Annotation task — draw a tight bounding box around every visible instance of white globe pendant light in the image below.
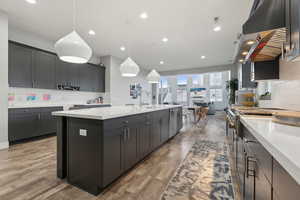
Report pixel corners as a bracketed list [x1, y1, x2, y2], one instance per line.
[54, 0, 92, 64]
[55, 31, 92, 64]
[147, 69, 161, 83]
[120, 57, 140, 77]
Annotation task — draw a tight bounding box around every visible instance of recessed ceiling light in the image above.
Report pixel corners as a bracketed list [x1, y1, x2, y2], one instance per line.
[213, 17, 221, 32]
[242, 51, 248, 56]
[239, 59, 244, 63]
[201, 55, 206, 59]
[88, 30, 96, 35]
[213, 26, 221, 32]
[120, 46, 126, 51]
[25, 0, 37, 4]
[160, 61, 164, 65]
[140, 12, 148, 19]
[247, 40, 255, 45]
[162, 37, 168, 43]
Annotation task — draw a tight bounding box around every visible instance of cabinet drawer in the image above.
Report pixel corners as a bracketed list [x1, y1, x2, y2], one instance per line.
[103, 114, 147, 131]
[273, 159, 300, 200]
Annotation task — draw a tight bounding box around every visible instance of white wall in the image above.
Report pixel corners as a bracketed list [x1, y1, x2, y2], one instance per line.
[0, 11, 8, 149]
[102, 55, 151, 106]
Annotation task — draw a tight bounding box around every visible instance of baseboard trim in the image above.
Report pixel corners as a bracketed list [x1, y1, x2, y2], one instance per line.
[0, 141, 9, 150]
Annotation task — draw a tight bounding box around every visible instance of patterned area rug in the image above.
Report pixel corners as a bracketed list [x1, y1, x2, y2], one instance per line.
[161, 140, 234, 200]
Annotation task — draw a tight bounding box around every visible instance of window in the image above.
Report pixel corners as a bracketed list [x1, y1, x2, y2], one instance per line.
[177, 87, 188, 105]
[177, 75, 188, 86]
[192, 74, 204, 86]
[210, 89, 223, 102]
[209, 72, 222, 86]
[159, 77, 168, 88]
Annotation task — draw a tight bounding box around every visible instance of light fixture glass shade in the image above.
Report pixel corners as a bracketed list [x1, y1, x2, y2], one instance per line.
[55, 31, 92, 64]
[120, 57, 140, 77]
[147, 69, 160, 83]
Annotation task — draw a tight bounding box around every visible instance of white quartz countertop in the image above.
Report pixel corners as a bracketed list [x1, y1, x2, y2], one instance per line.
[52, 105, 182, 120]
[8, 103, 111, 109]
[240, 116, 300, 185]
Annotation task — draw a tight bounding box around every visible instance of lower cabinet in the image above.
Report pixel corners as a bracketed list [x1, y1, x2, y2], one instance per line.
[8, 107, 63, 142]
[67, 118, 101, 195]
[66, 108, 182, 195]
[102, 126, 124, 187]
[273, 159, 300, 200]
[233, 124, 300, 200]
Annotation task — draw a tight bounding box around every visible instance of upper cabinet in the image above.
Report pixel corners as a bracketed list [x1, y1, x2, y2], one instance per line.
[55, 58, 80, 88]
[33, 50, 56, 89]
[79, 64, 105, 92]
[285, 0, 300, 61]
[8, 41, 105, 93]
[9, 42, 33, 88]
[251, 56, 280, 81]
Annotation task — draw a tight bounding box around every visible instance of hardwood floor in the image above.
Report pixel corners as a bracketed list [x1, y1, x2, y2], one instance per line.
[0, 112, 239, 200]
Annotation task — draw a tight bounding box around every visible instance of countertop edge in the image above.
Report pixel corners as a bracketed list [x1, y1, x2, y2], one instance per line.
[52, 105, 182, 120]
[240, 117, 300, 185]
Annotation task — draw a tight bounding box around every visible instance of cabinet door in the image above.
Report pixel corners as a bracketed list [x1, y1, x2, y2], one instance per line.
[151, 113, 161, 150]
[177, 108, 183, 132]
[79, 64, 96, 92]
[67, 118, 100, 195]
[161, 111, 170, 143]
[33, 50, 56, 89]
[8, 111, 38, 141]
[273, 159, 300, 200]
[9, 42, 33, 88]
[103, 127, 124, 187]
[123, 125, 139, 171]
[38, 107, 63, 136]
[97, 67, 105, 92]
[255, 167, 272, 200]
[138, 120, 152, 159]
[56, 59, 80, 87]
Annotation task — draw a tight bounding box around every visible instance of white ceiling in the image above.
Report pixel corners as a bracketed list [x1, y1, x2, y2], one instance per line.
[0, 0, 253, 71]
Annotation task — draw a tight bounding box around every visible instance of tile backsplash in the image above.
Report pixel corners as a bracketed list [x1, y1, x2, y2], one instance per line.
[257, 80, 300, 111]
[8, 87, 109, 107]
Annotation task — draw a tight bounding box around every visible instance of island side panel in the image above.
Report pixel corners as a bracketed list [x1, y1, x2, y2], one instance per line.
[56, 116, 67, 179]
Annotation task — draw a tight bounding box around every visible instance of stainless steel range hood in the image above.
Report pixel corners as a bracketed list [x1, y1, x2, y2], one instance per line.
[242, 0, 285, 35]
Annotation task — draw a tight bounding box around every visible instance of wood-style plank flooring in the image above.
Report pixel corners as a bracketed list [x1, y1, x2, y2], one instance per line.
[0, 112, 239, 200]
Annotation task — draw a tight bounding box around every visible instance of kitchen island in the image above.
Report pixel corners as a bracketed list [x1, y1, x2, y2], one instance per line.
[52, 105, 183, 195]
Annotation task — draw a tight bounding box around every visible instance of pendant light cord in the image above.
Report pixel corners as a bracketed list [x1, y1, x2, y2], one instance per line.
[72, 0, 76, 30]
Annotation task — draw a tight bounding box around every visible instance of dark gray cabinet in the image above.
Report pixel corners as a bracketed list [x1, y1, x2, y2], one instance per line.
[9, 42, 33, 88]
[273, 159, 300, 200]
[234, 123, 300, 200]
[102, 126, 123, 187]
[8, 107, 63, 142]
[251, 56, 279, 81]
[285, 0, 300, 61]
[138, 115, 152, 159]
[67, 118, 101, 195]
[242, 61, 257, 88]
[8, 41, 105, 92]
[55, 58, 80, 88]
[161, 110, 170, 143]
[79, 64, 105, 92]
[33, 50, 56, 89]
[61, 107, 181, 195]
